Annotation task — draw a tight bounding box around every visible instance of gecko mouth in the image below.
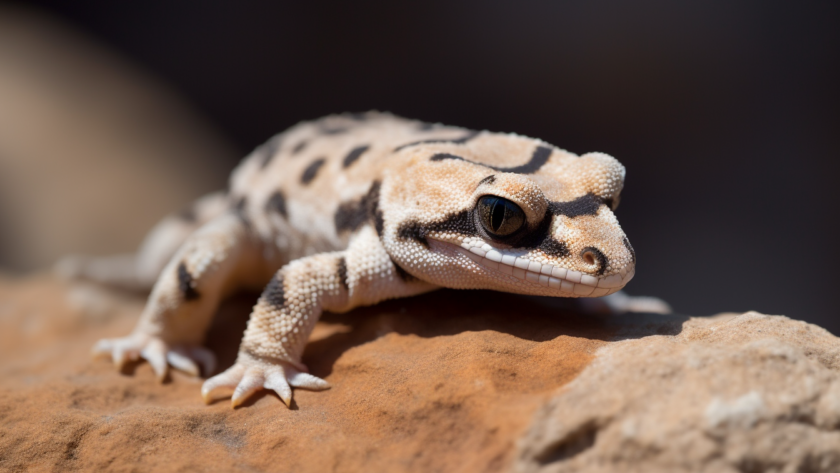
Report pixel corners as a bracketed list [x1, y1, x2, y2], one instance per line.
[428, 237, 634, 297]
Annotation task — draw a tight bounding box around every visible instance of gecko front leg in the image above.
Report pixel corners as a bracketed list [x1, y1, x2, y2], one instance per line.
[202, 226, 437, 408]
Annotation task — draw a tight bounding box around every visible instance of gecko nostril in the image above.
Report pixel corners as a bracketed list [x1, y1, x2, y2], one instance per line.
[580, 247, 608, 276]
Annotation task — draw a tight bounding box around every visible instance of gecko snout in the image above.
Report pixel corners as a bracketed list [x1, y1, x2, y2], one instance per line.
[580, 247, 607, 276]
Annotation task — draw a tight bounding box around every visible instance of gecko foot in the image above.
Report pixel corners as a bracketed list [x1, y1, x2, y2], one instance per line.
[201, 355, 329, 408]
[92, 334, 216, 381]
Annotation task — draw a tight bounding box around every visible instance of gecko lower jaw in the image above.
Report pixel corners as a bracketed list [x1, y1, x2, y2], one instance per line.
[428, 237, 634, 297]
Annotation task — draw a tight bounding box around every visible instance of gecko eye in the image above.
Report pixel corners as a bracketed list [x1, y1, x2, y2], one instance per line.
[476, 196, 526, 237]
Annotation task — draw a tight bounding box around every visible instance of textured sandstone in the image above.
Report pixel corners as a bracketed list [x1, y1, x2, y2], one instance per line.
[0, 276, 605, 472]
[2, 276, 839, 473]
[516, 312, 840, 473]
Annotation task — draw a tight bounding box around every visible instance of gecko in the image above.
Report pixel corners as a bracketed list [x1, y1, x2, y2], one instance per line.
[61, 112, 648, 408]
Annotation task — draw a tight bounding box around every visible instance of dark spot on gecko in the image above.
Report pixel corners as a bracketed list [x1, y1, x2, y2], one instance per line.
[177, 263, 200, 301]
[397, 210, 475, 248]
[261, 273, 285, 309]
[429, 145, 553, 174]
[548, 194, 602, 218]
[342, 145, 370, 168]
[393, 130, 480, 152]
[232, 196, 251, 228]
[334, 181, 383, 235]
[344, 112, 367, 121]
[390, 257, 418, 282]
[259, 135, 282, 168]
[417, 122, 436, 131]
[581, 246, 608, 276]
[477, 175, 496, 186]
[334, 200, 367, 233]
[291, 140, 308, 155]
[514, 211, 571, 257]
[320, 126, 348, 135]
[623, 237, 636, 264]
[265, 191, 287, 218]
[300, 158, 326, 185]
[336, 257, 348, 291]
[367, 181, 384, 237]
[233, 196, 247, 212]
[177, 205, 197, 223]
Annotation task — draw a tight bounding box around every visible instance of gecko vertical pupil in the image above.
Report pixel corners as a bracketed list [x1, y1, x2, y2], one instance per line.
[477, 196, 525, 237]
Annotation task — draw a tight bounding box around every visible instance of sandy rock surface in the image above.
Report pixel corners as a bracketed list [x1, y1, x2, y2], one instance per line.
[516, 312, 840, 473]
[2, 275, 838, 473]
[0, 276, 608, 472]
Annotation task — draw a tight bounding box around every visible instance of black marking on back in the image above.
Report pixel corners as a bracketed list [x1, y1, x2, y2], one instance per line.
[581, 246, 608, 276]
[334, 200, 368, 233]
[548, 194, 602, 218]
[259, 135, 282, 169]
[342, 145, 370, 168]
[430, 145, 553, 174]
[334, 181, 383, 235]
[177, 263, 200, 301]
[265, 191, 288, 218]
[337, 257, 349, 291]
[261, 273, 285, 309]
[301, 158, 326, 185]
[292, 139, 308, 155]
[623, 237, 636, 264]
[417, 122, 436, 131]
[393, 130, 480, 152]
[390, 257, 417, 282]
[368, 181, 384, 237]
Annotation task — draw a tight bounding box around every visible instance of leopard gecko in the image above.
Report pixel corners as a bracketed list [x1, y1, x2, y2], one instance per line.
[63, 112, 643, 408]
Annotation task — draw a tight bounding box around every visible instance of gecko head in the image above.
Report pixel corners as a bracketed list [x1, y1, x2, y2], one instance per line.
[383, 133, 635, 297]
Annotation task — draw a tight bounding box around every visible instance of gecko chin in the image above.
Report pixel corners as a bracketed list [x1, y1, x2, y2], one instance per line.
[425, 237, 634, 297]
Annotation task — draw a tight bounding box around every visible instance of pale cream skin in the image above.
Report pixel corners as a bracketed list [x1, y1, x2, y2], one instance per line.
[64, 112, 641, 408]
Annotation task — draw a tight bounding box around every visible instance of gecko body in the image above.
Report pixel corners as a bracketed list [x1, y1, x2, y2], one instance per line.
[68, 112, 638, 407]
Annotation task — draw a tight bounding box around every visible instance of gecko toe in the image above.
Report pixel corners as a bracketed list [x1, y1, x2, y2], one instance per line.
[201, 365, 245, 404]
[167, 349, 199, 377]
[264, 372, 293, 406]
[287, 370, 330, 391]
[231, 368, 266, 408]
[141, 339, 168, 382]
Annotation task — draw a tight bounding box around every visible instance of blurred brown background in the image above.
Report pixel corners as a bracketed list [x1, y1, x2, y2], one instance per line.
[1, 1, 838, 331]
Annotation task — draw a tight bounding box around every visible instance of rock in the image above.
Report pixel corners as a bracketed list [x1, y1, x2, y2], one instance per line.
[2, 275, 839, 472]
[0, 6, 235, 272]
[0, 276, 607, 472]
[515, 312, 840, 473]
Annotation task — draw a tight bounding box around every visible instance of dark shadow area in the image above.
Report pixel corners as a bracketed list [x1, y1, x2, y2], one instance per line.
[202, 288, 689, 381]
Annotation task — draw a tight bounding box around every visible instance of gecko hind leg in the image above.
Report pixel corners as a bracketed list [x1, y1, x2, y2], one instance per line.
[91, 209, 274, 381]
[56, 192, 229, 291]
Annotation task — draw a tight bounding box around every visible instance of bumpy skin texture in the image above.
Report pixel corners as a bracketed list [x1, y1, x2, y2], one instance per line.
[76, 112, 640, 408]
